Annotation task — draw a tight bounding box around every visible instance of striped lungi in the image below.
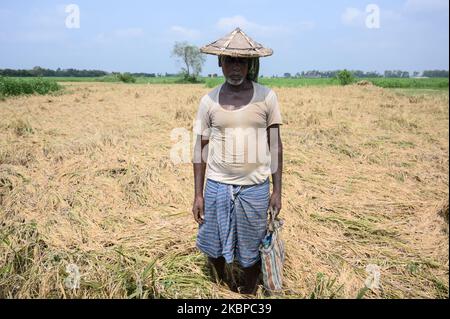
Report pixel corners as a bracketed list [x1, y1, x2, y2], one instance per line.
[196, 178, 270, 268]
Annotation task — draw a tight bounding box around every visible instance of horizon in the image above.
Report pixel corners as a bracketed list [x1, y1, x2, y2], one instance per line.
[1, 0, 449, 76]
[1, 66, 448, 78]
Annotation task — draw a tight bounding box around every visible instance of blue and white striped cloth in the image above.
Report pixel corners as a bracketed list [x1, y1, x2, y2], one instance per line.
[196, 178, 270, 268]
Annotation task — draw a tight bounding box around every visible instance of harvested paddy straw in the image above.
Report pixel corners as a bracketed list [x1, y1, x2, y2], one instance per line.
[0, 82, 448, 298]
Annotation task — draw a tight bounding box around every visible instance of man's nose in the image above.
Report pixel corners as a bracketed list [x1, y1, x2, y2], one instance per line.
[231, 61, 241, 71]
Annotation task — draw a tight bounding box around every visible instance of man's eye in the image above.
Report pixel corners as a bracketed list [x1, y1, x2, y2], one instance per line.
[225, 58, 247, 65]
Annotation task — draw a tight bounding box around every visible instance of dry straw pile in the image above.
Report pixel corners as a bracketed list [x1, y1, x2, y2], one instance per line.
[0, 82, 448, 298]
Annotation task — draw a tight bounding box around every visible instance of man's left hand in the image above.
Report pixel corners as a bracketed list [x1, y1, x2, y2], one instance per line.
[269, 191, 282, 218]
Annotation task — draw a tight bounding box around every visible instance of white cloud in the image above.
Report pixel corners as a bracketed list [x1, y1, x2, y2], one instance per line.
[341, 7, 365, 26]
[33, 13, 65, 28]
[95, 32, 109, 44]
[169, 26, 200, 39]
[94, 28, 144, 44]
[382, 9, 404, 22]
[404, 0, 449, 12]
[216, 15, 291, 36]
[0, 30, 66, 43]
[297, 21, 316, 30]
[0, 7, 70, 44]
[115, 28, 144, 38]
[217, 15, 252, 30]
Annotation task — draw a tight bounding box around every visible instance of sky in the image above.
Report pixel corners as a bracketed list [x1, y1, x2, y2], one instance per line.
[0, 0, 448, 76]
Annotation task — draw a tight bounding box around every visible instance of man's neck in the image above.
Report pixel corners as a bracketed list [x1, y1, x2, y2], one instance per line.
[224, 79, 251, 93]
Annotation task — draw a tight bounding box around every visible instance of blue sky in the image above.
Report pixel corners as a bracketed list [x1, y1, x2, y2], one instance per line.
[0, 0, 448, 76]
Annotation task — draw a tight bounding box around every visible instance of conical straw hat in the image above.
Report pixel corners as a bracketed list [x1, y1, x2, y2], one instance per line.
[200, 28, 273, 58]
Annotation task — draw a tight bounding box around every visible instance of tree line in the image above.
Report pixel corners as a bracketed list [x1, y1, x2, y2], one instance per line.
[0, 67, 162, 78]
[0, 67, 108, 77]
[283, 70, 449, 78]
[0, 66, 448, 79]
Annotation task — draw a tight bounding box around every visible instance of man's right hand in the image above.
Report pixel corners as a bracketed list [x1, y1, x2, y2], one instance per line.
[192, 195, 204, 224]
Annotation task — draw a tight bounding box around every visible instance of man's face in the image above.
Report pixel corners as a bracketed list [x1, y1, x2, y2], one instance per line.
[221, 56, 249, 86]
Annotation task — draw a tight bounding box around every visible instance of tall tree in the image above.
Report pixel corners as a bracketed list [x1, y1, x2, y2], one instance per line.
[171, 42, 205, 79]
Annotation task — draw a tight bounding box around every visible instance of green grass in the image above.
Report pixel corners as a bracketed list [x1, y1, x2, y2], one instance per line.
[142, 76, 449, 90]
[368, 77, 448, 89]
[9, 76, 127, 83]
[204, 77, 341, 88]
[157, 76, 448, 90]
[0, 77, 61, 97]
[8, 76, 449, 90]
[309, 272, 343, 299]
[20, 76, 186, 84]
[390, 88, 449, 97]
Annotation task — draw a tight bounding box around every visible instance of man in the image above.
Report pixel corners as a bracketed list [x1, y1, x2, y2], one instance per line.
[192, 28, 283, 295]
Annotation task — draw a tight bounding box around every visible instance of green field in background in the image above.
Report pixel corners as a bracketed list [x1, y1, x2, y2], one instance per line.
[7, 76, 450, 90]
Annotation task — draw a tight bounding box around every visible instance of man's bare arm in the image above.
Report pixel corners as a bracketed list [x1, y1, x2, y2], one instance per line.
[267, 124, 283, 217]
[192, 135, 209, 224]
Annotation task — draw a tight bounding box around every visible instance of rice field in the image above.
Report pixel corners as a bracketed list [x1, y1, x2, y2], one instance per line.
[7, 76, 449, 90]
[0, 82, 448, 298]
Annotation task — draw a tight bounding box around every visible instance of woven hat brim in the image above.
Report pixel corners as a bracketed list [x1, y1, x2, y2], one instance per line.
[200, 28, 273, 58]
[200, 46, 273, 58]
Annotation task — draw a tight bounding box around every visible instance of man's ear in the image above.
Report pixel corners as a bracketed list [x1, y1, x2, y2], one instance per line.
[218, 57, 222, 67]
